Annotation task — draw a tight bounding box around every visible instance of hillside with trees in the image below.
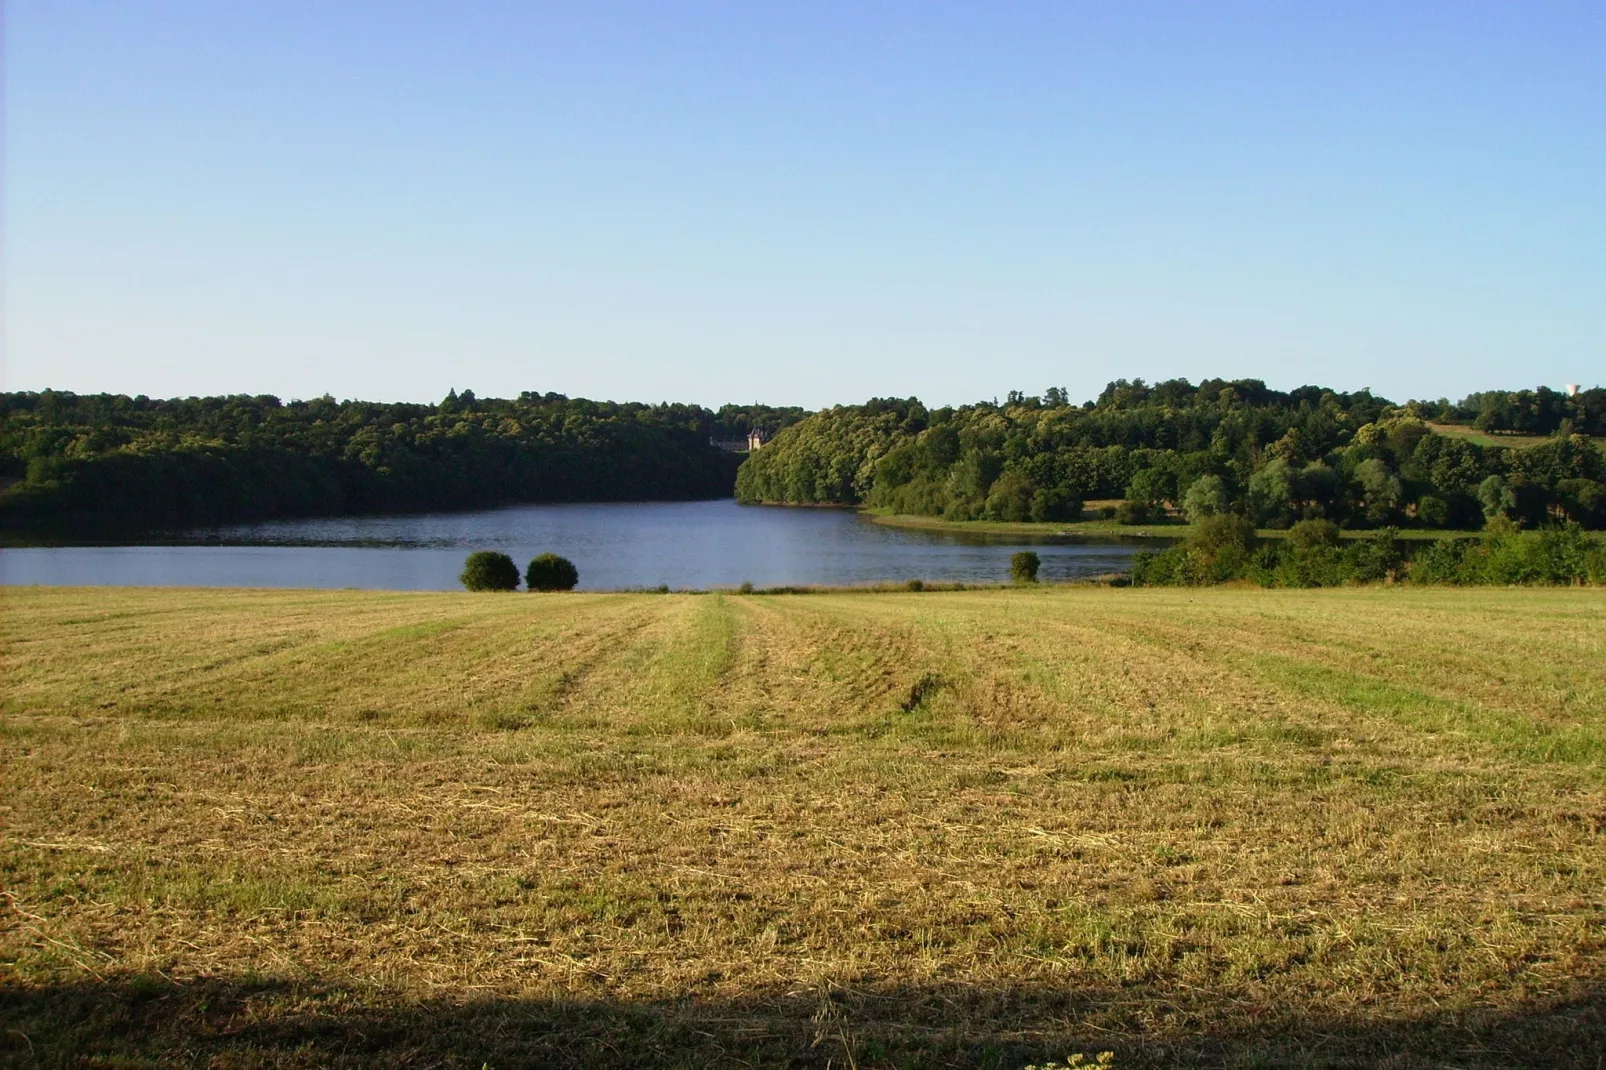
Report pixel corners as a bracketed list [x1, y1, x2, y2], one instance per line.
[735, 381, 1606, 531]
[1441, 385, 1606, 437]
[0, 390, 806, 532]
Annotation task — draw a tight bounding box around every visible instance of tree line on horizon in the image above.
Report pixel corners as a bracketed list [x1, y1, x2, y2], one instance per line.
[2, 380, 1602, 535]
[0, 390, 806, 531]
[735, 379, 1606, 531]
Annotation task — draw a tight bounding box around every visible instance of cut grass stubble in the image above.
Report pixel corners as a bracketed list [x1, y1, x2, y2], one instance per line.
[2, 585, 1604, 1067]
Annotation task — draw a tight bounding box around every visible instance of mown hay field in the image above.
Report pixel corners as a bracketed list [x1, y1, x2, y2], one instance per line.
[3, 585, 1604, 1068]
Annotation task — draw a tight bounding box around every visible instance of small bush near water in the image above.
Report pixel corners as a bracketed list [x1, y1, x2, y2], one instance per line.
[526, 553, 580, 591]
[459, 551, 520, 591]
[1010, 550, 1041, 583]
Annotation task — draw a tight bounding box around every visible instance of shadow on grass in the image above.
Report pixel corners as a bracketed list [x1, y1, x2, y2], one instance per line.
[2, 974, 1602, 1069]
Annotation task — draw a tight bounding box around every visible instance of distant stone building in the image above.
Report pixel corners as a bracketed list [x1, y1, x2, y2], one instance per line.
[710, 428, 768, 452]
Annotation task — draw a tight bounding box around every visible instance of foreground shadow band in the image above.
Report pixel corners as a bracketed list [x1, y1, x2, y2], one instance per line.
[2, 975, 1603, 1069]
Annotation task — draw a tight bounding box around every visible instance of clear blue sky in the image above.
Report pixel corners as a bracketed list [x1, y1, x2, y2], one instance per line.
[5, 2, 1602, 409]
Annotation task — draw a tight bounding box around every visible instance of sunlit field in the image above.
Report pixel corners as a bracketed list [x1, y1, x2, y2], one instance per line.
[3, 586, 1603, 1067]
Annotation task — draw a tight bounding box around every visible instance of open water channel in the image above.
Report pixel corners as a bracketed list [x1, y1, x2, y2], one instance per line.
[0, 499, 1152, 590]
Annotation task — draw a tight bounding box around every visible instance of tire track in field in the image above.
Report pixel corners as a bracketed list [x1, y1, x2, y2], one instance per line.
[516, 601, 672, 726]
[623, 594, 751, 735]
[815, 592, 1089, 736]
[730, 595, 933, 733]
[1138, 592, 1606, 729]
[884, 590, 1334, 752]
[1021, 592, 1606, 764]
[188, 597, 635, 727]
[4, 590, 507, 719]
[554, 595, 746, 733]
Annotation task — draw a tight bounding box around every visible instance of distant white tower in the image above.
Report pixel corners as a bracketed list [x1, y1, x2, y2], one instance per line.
[1566, 384, 1581, 397]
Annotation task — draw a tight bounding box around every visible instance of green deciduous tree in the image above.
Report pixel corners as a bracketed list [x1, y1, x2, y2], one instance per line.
[1010, 550, 1041, 583]
[1354, 458, 1403, 525]
[1247, 459, 1295, 528]
[983, 469, 1035, 522]
[1126, 467, 1173, 512]
[460, 551, 520, 591]
[525, 553, 580, 591]
[1181, 474, 1229, 522]
[1479, 475, 1517, 523]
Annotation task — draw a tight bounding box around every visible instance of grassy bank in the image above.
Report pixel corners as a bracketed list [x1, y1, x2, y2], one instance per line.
[1427, 421, 1606, 454]
[863, 507, 1467, 541]
[3, 586, 1605, 1067]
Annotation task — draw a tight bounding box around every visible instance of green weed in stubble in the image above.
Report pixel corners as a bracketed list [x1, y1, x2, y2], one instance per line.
[1250, 654, 1606, 767]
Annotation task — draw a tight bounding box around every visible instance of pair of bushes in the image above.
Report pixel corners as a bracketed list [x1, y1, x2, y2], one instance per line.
[460, 551, 578, 592]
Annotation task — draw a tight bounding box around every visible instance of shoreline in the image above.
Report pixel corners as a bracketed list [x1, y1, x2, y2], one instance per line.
[860, 508, 1470, 542]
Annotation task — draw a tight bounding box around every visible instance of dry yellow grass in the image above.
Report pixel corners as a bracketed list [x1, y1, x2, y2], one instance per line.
[2, 585, 1604, 1067]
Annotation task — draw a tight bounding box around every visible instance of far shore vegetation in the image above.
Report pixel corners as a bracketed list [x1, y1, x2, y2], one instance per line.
[738, 382, 1605, 540]
[0, 390, 806, 532]
[864, 504, 1465, 541]
[3, 381, 1601, 548]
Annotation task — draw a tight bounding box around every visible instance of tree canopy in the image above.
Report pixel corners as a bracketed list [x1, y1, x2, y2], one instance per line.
[736, 380, 1606, 531]
[5, 380, 1600, 536]
[0, 390, 805, 532]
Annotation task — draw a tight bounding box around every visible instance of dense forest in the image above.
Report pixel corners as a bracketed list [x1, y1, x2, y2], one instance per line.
[0, 390, 806, 532]
[735, 380, 1606, 531]
[5, 381, 1601, 537]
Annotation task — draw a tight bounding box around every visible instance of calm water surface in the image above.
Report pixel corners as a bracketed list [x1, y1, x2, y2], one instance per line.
[1, 500, 1150, 590]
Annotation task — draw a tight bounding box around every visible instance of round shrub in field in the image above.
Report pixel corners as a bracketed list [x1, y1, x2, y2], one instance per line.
[460, 551, 520, 592]
[1010, 550, 1041, 584]
[526, 553, 580, 591]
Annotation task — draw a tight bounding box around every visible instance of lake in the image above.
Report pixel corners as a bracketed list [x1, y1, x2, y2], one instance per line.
[0, 499, 1151, 590]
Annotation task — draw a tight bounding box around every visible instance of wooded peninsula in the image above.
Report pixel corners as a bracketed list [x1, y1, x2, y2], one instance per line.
[737, 381, 1605, 531]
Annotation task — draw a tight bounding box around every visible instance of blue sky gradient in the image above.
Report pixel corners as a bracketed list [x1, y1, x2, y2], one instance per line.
[5, 2, 1602, 407]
